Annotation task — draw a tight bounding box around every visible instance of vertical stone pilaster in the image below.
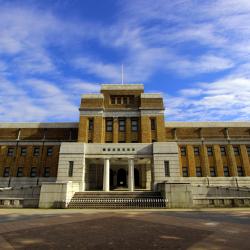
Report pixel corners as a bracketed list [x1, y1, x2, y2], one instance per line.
[141, 116, 151, 143]
[113, 118, 118, 143]
[93, 116, 104, 143]
[126, 117, 131, 143]
[226, 144, 238, 176]
[187, 145, 196, 177]
[156, 115, 166, 142]
[213, 145, 224, 176]
[200, 144, 210, 176]
[240, 145, 250, 176]
[78, 116, 88, 142]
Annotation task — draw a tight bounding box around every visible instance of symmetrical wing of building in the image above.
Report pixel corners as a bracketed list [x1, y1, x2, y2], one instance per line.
[0, 84, 250, 208]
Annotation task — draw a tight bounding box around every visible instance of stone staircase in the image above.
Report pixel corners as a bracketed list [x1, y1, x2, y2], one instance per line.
[68, 191, 167, 209]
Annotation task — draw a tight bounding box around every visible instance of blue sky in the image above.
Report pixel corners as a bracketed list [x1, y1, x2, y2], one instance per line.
[1, 0, 250, 122]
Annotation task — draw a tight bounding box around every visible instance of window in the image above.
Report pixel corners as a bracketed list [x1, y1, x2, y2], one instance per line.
[237, 166, 244, 176]
[106, 119, 113, 132]
[131, 118, 138, 132]
[224, 166, 230, 177]
[180, 146, 186, 156]
[119, 119, 126, 132]
[3, 167, 10, 177]
[210, 167, 216, 177]
[207, 147, 213, 156]
[164, 161, 170, 177]
[68, 161, 74, 177]
[233, 146, 240, 156]
[111, 96, 116, 104]
[43, 167, 50, 177]
[196, 167, 202, 177]
[247, 146, 250, 156]
[88, 119, 94, 131]
[33, 147, 40, 156]
[20, 147, 27, 156]
[151, 118, 156, 130]
[47, 147, 53, 156]
[117, 96, 122, 104]
[16, 167, 23, 177]
[220, 146, 226, 156]
[194, 147, 200, 156]
[182, 167, 188, 177]
[30, 167, 37, 177]
[7, 148, 14, 157]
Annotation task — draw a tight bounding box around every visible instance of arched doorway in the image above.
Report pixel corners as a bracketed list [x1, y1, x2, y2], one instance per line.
[134, 168, 140, 187]
[117, 168, 127, 187]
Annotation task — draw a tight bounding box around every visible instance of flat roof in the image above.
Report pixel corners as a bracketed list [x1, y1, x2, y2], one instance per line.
[0, 122, 79, 129]
[165, 122, 250, 128]
[101, 84, 144, 91]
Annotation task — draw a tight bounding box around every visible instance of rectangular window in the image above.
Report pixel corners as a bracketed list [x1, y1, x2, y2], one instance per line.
[164, 161, 170, 177]
[33, 147, 40, 156]
[180, 146, 186, 156]
[151, 118, 156, 130]
[233, 146, 240, 156]
[207, 146, 213, 156]
[68, 161, 74, 177]
[20, 147, 27, 156]
[224, 166, 230, 177]
[237, 166, 244, 176]
[117, 96, 122, 104]
[131, 118, 138, 132]
[119, 119, 126, 132]
[88, 119, 94, 131]
[111, 96, 116, 104]
[3, 167, 10, 177]
[210, 167, 216, 177]
[43, 167, 50, 177]
[30, 167, 37, 177]
[196, 167, 202, 177]
[194, 147, 200, 156]
[246, 146, 250, 156]
[47, 147, 53, 156]
[7, 148, 14, 157]
[220, 146, 226, 156]
[16, 167, 23, 177]
[106, 119, 113, 132]
[182, 167, 188, 177]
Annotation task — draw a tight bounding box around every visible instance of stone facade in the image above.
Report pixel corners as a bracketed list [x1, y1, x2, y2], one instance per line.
[0, 84, 250, 208]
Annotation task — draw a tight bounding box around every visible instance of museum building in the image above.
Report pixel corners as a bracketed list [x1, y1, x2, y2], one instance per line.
[0, 84, 250, 208]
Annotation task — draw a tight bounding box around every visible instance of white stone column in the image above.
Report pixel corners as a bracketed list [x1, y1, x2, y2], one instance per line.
[128, 158, 135, 192]
[103, 158, 110, 191]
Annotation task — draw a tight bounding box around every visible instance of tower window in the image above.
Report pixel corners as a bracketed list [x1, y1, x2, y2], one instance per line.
[224, 166, 230, 177]
[220, 146, 226, 156]
[88, 119, 94, 130]
[119, 119, 126, 132]
[182, 167, 188, 177]
[151, 118, 156, 130]
[7, 148, 14, 157]
[30, 167, 37, 177]
[233, 146, 240, 156]
[47, 147, 53, 156]
[131, 118, 138, 132]
[210, 167, 216, 177]
[194, 147, 200, 156]
[33, 147, 40, 156]
[3, 167, 10, 177]
[180, 146, 186, 156]
[106, 119, 113, 132]
[207, 146, 213, 156]
[196, 167, 202, 177]
[20, 147, 27, 156]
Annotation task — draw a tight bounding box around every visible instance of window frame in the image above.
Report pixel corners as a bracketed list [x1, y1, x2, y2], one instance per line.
[223, 166, 230, 177]
[30, 167, 37, 177]
[233, 146, 240, 156]
[164, 161, 170, 177]
[210, 166, 216, 177]
[182, 166, 188, 177]
[20, 147, 27, 156]
[196, 166, 202, 177]
[220, 146, 226, 156]
[180, 146, 186, 156]
[16, 167, 23, 177]
[194, 146, 200, 156]
[207, 146, 213, 156]
[131, 118, 138, 132]
[119, 118, 126, 132]
[106, 118, 113, 132]
[47, 147, 53, 156]
[33, 147, 40, 156]
[3, 167, 10, 177]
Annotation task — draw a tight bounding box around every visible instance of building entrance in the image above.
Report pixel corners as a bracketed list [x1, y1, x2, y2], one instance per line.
[117, 168, 127, 187]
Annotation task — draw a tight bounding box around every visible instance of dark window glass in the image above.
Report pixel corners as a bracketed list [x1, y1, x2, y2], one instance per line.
[246, 146, 250, 156]
[151, 118, 156, 130]
[131, 119, 138, 132]
[3, 167, 10, 177]
[194, 147, 200, 156]
[196, 167, 202, 177]
[44, 167, 50, 177]
[47, 147, 53, 156]
[220, 146, 226, 156]
[210, 167, 216, 177]
[182, 167, 188, 177]
[88, 119, 94, 130]
[16, 167, 23, 177]
[106, 119, 113, 132]
[237, 166, 244, 176]
[68, 161, 74, 177]
[33, 147, 40, 156]
[7, 148, 14, 157]
[180, 146, 186, 156]
[117, 96, 122, 104]
[30, 167, 37, 177]
[224, 166, 230, 177]
[119, 119, 126, 132]
[123, 96, 128, 104]
[111, 96, 116, 104]
[164, 161, 170, 177]
[233, 146, 240, 156]
[207, 147, 213, 156]
[20, 147, 27, 156]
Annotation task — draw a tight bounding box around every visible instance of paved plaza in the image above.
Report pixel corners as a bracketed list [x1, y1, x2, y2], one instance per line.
[0, 208, 249, 250]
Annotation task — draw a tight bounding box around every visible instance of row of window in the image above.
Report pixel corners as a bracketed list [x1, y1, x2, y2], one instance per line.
[180, 145, 250, 157]
[6, 147, 53, 157]
[110, 95, 134, 105]
[3, 167, 50, 177]
[182, 166, 245, 177]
